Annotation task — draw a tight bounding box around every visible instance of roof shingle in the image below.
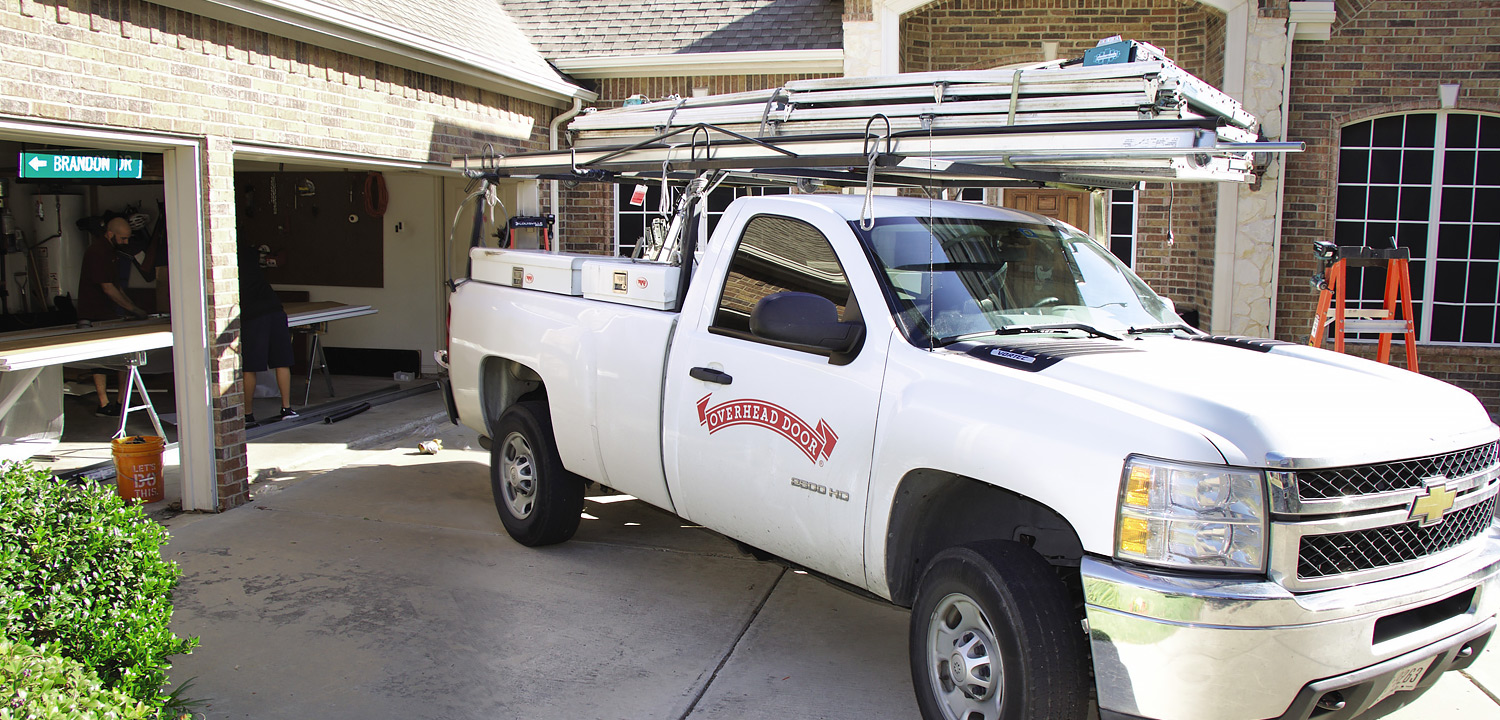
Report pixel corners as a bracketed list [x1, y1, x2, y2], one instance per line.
[503, 0, 843, 58]
[315, 0, 563, 82]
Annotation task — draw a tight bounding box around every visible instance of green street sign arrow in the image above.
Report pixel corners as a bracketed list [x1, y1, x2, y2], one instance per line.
[19, 151, 144, 180]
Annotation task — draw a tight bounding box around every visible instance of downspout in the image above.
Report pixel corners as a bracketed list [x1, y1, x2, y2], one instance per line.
[549, 98, 585, 253]
[1267, 21, 1297, 338]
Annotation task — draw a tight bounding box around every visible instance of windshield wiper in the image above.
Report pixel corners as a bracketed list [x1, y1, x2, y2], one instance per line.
[936, 323, 1122, 347]
[1126, 323, 1198, 335]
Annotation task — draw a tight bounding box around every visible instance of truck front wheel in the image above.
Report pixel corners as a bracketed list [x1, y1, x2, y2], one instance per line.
[490, 401, 584, 546]
[910, 542, 1088, 720]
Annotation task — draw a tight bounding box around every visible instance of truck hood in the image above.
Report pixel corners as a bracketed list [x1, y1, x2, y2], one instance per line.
[950, 335, 1498, 467]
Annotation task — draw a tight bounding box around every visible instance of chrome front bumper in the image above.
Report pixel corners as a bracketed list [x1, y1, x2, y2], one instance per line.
[1082, 528, 1500, 720]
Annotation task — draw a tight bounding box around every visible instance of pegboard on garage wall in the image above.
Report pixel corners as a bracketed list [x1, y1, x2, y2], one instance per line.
[234, 171, 383, 287]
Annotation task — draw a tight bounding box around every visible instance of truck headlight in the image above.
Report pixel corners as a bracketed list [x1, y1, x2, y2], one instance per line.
[1115, 456, 1268, 573]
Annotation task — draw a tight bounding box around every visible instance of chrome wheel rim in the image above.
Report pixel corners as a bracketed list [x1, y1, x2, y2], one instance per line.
[500, 431, 537, 519]
[928, 593, 1002, 720]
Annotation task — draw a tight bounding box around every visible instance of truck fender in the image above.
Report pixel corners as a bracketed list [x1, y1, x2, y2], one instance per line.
[479, 356, 546, 437]
[884, 468, 1084, 608]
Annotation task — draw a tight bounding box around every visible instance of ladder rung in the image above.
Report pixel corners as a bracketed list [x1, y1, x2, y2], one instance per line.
[1343, 319, 1412, 333]
[1342, 309, 1390, 319]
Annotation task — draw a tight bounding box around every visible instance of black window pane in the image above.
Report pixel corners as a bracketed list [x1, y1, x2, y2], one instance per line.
[1370, 149, 1402, 184]
[1336, 185, 1367, 220]
[1449, 114, 1479, 149]
[1396, 222, 1428, 256]
[1399, 187, 1431, 221]
[1401, 150, 1434, 184]
[1111, 237, 1132, 264]
[1481, 115, 1500, 149]
[1431, 304, 1463, 342]
[1409, 260, 1427, 299]
[1342, 120, 1372, 148]
[1404, 113, 1437, 148]
[707, 187, 735, 213]
[1373, 116, 1405, 147]
[1335, 220, 1365, 246]
[1437, 224, 1470, 259]
[1462, 306, 1495, 344]
[1368, 186, 1399, 220]
[1346, 267, 1368, 299]
[1441, 188, 1474, 222]
[1111, 203, 1133, 230]
[1474, 188, 1500, 223]
[1478, 152, 1500, 186]
[1444, 151, 1476, 186]
[1465, 262, 1498, 304]
[1339, 149, 1370, 183]
[1473, 224, 1499, 260]
[1367, 223, 1397, 250]
[1434, 261, 1468, 303]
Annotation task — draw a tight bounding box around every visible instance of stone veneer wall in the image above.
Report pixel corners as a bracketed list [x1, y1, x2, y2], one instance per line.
[1276, 0, 1500, 415]
[1, 1, 554, 508]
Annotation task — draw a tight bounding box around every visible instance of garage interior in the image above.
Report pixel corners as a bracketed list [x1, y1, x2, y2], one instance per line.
[0, 132, 524, 504]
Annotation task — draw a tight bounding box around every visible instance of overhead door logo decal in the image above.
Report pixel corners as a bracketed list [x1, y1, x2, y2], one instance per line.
[697, 394, 838, 463]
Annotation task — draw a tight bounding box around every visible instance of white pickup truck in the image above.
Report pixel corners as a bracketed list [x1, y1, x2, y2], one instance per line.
[445, 192, 1499, 720]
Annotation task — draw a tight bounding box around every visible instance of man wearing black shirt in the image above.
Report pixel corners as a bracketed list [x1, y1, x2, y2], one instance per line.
[77, 217, 149, 416]
[238, 244, 298, 426]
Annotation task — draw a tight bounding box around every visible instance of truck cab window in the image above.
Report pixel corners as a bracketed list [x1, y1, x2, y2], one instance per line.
[712, 215, 851, 337]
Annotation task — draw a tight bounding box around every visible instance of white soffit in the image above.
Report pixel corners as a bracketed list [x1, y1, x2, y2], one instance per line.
[554, 50, 846, 80]
[1289, 1, 1337, 41]
[156, 0, 596, 107]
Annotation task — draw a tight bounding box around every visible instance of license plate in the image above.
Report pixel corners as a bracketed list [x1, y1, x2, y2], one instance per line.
[1374, 657, 1435, 706]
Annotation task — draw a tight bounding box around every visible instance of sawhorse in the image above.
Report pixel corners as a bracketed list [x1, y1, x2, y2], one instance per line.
[297, 322, 336, 406]
[115, 351, 166, 440]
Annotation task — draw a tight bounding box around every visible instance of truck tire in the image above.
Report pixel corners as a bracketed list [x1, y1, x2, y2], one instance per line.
[490, 401, 584, 546]
[909, 542, 1089, 720]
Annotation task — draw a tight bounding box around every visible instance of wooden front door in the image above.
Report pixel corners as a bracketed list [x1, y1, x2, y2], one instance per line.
[1004, 188, 1090, 230]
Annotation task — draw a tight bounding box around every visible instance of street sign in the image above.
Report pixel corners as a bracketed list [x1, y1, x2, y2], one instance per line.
[19, 151, 144, 180]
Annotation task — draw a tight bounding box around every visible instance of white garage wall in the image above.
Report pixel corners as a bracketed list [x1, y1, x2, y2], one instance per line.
[274, 172, 445, 375]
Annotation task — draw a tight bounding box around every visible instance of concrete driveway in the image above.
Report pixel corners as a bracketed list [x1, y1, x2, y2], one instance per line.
[163, 397, 1500, 719]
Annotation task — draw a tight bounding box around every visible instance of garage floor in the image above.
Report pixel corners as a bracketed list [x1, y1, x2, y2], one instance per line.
[161, 395, 1500, 720]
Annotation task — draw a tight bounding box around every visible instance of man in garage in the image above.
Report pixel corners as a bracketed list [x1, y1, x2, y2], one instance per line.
[76, 216, 149, 416]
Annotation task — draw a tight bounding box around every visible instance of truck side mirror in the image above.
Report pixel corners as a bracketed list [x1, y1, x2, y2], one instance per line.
[750, 292, 864, 354]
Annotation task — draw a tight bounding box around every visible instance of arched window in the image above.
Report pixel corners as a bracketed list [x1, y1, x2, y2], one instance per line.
[1335, 112, 1500, 345]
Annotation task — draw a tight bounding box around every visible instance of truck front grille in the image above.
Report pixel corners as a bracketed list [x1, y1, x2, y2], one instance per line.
[1296, 442, 1499, 500]
[1297, 492, 1499, 580]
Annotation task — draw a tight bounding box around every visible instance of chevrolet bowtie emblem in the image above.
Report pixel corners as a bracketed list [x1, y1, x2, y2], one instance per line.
[1409, 483, 1457, 526]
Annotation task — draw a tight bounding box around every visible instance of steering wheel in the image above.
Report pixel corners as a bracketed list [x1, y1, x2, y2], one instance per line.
[1027, 296, 1061, 309]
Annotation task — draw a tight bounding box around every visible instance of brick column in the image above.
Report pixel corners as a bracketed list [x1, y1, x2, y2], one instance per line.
[204, 136, 249, 510]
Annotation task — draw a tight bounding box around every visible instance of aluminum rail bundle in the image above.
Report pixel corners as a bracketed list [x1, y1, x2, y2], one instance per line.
[567, 56, 1257, 148]
[453, 118, 1298, 190]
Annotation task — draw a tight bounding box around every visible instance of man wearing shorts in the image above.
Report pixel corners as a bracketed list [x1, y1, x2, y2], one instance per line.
[238, 244, 298, 426]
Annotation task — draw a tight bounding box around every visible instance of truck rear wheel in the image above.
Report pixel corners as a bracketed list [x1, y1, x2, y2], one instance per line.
[490, 401, 584, 546]
[910, 542, 1088, 720]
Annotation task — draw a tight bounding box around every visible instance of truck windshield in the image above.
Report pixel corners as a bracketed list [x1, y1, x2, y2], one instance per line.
[858, 216, 1180, 345]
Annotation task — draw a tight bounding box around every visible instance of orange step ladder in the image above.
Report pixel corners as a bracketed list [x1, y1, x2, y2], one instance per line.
[1308, 242, 1418, 371]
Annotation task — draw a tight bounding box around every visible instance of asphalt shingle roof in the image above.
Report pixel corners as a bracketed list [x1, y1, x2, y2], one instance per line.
[503, 0, 843, 58]
[316, 0, 564, 82]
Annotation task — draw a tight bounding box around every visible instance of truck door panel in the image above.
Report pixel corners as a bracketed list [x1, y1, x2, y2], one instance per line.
[664, 208, 891, 587]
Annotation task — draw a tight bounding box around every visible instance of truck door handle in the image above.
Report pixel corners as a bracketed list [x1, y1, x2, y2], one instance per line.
[689, 367, 733, 385]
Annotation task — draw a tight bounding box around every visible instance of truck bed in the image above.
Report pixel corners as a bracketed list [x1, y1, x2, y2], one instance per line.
[448, 276, 679, 512]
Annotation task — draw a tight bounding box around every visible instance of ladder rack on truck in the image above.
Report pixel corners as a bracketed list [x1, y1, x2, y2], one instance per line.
[446, 44, 1301, 295]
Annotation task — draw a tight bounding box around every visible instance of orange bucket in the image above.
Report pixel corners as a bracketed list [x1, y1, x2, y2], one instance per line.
[112, 435, 165, 504]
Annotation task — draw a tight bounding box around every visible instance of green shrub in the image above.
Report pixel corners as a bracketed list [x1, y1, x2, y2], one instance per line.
[0, 638, 154, 719]
[0, 462, 197, 703]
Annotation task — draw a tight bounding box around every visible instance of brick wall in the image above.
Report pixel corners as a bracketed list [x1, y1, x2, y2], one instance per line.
[557, 73, 836, 254]
[895, 0, 1226, 323]
[1278, 0, 1500, 415]
[2, 1, 556, 508]
[898, 0, 1223, 76]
